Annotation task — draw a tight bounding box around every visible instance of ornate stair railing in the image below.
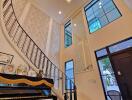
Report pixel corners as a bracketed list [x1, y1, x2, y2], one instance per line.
[0, 0, 77, 99]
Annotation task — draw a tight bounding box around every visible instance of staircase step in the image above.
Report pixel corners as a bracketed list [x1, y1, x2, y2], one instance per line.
[0, 95, 57, 100]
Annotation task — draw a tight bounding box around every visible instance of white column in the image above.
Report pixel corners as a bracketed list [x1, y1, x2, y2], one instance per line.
[45, 18, 53, 56]
[81, 41, 87, 68]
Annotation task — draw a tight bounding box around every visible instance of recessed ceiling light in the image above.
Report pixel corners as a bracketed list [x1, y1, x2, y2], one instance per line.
[58, 11, 62, 15]
[66, 0, 72, 3]
[74, 24, 77, 27]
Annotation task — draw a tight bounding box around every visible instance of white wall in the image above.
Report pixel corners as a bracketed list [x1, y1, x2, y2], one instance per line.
[60, 0, 132, 100]
[12, 0, 61, 67]
[0, 26, 30, 74]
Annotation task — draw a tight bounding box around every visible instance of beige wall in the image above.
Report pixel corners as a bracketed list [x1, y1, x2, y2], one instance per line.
[0, 0, 40, 77]
[12, 0, 61, 67]
[0, 0, 61, 78]
[12, 0, 27, 19]
[1, 0, 27, 67]
[48, 20, 61, 66]
[1, 0, 132, 99]
[0, 26, 29, 73]
[22, 4, 50, 52]
[60, 0, 132, 100]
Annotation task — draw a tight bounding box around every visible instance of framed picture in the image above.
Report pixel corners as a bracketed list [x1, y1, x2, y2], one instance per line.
[16, 65, 29, 76]
[0, 52, 14, 64]
[0, 63, 6, 73]
[3, 64, 16, 74]
[28, 67, 37, 77]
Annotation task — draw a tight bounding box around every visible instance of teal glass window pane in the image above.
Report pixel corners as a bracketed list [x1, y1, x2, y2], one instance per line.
[65, 33, 72, 47]
[89, 18, 101, 33]
[84, 0, 98, 10]
[106, 8, 121, 22]
[65, 61, 73, 70]
[66, 79, 74, 89]
[109, 38, 132, 53]
[92, 1, 101, 11]
[64, 22, 72, 47]
[66, 69, 74, 79]
[99, 16, 109, 27]
[85, 0, 121, 33]
[86, 8, 95, 21]
[96, 48, 107, 57]
[103, 1, 116, 13]
[65, 60, 74, 79]
[94, 8, 105, 17]
[65, 60, 74, 89]
[100, 0, 111, 6]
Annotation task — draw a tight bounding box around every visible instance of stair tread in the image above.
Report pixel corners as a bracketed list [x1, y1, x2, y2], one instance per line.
[0, 95, 56, 100]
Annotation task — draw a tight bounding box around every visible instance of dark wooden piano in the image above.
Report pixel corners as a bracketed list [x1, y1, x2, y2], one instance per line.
[0, 73, 57, 100]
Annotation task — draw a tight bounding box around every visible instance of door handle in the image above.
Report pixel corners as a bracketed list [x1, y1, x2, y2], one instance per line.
[117, 71, 122, 76]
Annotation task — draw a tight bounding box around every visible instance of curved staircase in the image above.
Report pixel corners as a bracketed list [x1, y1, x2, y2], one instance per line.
[0, 0, 77, 99]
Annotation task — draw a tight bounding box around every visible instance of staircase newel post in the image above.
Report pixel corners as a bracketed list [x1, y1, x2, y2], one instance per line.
[74, 85, 77, 100]
[64, 93, 67, 100]
[70, 80, 72, 100]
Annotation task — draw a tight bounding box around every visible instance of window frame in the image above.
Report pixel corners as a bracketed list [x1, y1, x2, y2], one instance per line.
[65, 59, 75, 90]
[84, 0, 122, 34]
[64, 21, 72, 48]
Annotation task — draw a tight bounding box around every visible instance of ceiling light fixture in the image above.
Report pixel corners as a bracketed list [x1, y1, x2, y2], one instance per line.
[74, 23, 77, 27]
[66, 0, 72, 3]
[74, 24, 77, 27]
[58, 11, 62, 15]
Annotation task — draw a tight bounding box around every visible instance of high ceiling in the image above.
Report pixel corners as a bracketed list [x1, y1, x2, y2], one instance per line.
[31, 0, 90, 23]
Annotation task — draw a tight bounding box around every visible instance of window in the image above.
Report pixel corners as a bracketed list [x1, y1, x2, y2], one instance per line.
[109, 38, 132, 53]
[65, 60, 74, 89]
[64, 21, 72, 47]
[96, 48, 107, 57]
[85, 0, 121, 33]
[98, 57, 121, 100]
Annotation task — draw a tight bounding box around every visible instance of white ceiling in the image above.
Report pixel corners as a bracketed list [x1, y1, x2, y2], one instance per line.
[31, 0, 90, 23]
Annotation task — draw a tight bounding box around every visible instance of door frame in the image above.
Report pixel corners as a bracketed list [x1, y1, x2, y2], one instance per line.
[95, 37, 132, 100]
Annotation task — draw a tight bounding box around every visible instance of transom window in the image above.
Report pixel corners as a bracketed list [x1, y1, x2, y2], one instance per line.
[85, 0, 121, 33]
[64, 21, 72, 48]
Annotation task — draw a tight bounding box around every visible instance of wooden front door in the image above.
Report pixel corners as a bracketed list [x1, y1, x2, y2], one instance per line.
[111, 48, 132, 100]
